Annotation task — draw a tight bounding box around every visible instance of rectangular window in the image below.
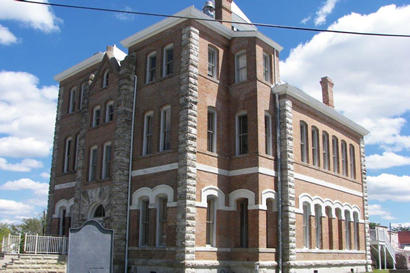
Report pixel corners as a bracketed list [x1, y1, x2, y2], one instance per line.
[235, 51, 247, 83]
[206, 198, 216, 246]
[92, 107, 101, 127]
[236, 114, 248, 155]
[146, 52, 157, 83]
[160, 106, 171, 151]
[143, 113, 153, 155]
[68, 88, 76, 113]
[208, 46, 217, 78]
[265, 114, 272, 155]
[140, 199, 150, 247]
[163, 45, 174, 77]
[349, 145, 356, 179]
[303, 203, 310, 248]
[345, 211, 351, 250]
[332, 137, 339, 173]
[63, 138, 72, 173]
[239, 200, 248, 248]
[105, 102, 114, 122]
[79, 83, 86, 110]
[74, 134, 79, 171]
[102, 143, 112, 179]
[207, 109, 216, 153]
[157, 197, 167, 247]
[300, 122, 308, 163]
[312, 127, 319, 167]
[341, 141, 348, 176]
[315, 205, 322, 249]
[263, 52, 272, 83]
[322, 132, 330, 170]
[88, 147, 98, 181]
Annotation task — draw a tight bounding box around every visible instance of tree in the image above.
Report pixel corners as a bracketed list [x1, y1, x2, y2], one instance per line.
[0, 223, 11, 249]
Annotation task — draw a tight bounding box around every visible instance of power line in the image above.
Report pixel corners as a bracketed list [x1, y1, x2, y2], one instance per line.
[15, 0, 410, 38]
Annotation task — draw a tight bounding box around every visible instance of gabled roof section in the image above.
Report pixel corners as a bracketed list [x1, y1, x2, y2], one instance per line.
[120, 6, 282, 52]
[231, 1, 257, 31]
[273, 83, 369, 136]
[54, 45, 126, 82]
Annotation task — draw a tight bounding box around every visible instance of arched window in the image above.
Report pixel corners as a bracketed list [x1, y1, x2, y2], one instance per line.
[349, 144, 356, 179]
[332, 136, 339, 173]
[206, 196, 216, 247]
[265, 112, 272, 155]
[345, 210, 351, 249]
[315, 204, 322, 249]
[236, 112, 248, 155]
[341, 140, 348, 176]
[79, 83, 86, 110]
[156, 196, 168, 247]
[63, 137, 72, 173]
[58, 208, 66, 236]
[325, 206, 333, 249]
[163, 44, 174, 77]
[105, 101, 114, 122]
[68, 87, 77, 113]
[139, 198, 150, 247]
[92, 105, 101, 128]
[88, 146, 98, 181]
[353, 212, 359, 250]
[300, 121, 308, 163]
[143, 111, 153, 155]
[336, 208, 343, 250]
[102, 142, 112, 180]
[146, 51, 157, 83]
[207, 108, 217, 153]
[312, 126, 319, 167]
[266, 198, 275, 248]
[239, 199, 248, 248]
[102, 70, 109, 88]
[93, 205, 105, 218]
[235, 50, 247, 83]
[322, 132, 330, 170]
[160, 106, 171, 151]
[303, 202, 311, 248]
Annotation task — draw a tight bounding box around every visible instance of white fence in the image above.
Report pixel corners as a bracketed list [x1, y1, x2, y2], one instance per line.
[1, 234, 21, 254]
[24, 234, 68, 254]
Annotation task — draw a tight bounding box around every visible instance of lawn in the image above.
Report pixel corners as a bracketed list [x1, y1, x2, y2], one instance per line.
[372, 270, 389, 273]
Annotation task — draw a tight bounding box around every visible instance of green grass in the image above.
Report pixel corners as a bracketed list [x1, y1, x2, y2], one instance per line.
[372, 270, 390, 273]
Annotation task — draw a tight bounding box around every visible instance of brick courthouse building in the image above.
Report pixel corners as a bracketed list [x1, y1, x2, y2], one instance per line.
[47, 1, 372, 272]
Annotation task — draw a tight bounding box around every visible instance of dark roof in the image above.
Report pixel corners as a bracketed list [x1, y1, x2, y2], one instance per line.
[398, 231, 410, 244]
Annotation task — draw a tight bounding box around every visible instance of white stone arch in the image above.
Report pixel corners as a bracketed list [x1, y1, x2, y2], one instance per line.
[261, 189, 277, 211]
[312, 196, 326, 216]
[131, 187, 151, 209]
[152, 184, 175, 207]
[299, 193, 314, 215]
[323, 199, 335, 218]
[228, 189, 255, 210]
[53, 198, 74, 218]
[200, 186, 226, 209]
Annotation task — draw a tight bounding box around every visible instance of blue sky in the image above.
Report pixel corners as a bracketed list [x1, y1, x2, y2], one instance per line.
[0, 0, 409, 227]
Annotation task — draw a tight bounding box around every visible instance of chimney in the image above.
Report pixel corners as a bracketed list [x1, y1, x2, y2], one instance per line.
[215, 0, 232, 29]
[320, 76, 334, 108]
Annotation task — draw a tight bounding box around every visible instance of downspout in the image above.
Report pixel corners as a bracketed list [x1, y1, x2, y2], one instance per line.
[124, 75, 137, 273]
[274, 87, 283, 273]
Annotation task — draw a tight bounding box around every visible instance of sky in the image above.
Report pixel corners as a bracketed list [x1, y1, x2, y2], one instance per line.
[0, 0, 409, 228]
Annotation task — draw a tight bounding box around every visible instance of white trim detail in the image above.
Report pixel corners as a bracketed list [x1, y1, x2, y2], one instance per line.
[54, 181, 76, 190]
[296, 249, 366, 254]
[131, 163, 178, 177]
[295, 173, 363, 197]
[199, 186, 226, 210]
[130, 184, 175, 209]
[229, 189, 255, 210]
[53, 198, 74, 218]
[196, 163, 276, 177]
[261, 189, 277, 211]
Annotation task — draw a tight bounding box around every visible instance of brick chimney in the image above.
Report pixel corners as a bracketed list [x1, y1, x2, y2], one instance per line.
[320, 76, 334, 108]
[215, 0, 233, 29]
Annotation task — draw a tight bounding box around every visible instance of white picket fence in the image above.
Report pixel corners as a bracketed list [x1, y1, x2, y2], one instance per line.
[1, 234, 21, 254]
[1, 234, 67, 254]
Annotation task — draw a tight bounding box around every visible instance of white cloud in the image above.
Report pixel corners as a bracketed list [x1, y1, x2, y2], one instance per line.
[369, 204, 395, 220]
[0, 178, 49, 196]
[367, 152, 410, 170]
[27, 197, 48, 207]
[301, 16, 312, 25]
[0, 0, 60, 32]
[281, 5, 410, 151]
[368, 173, 410, 202]
[0, 157, 43, 172]
[40, 172, 50, 179]
[314, 0, 339, 25]
[0, 71, 57, 158]
[0, 199, 33, 216]
[114, 6, 136, 21]
[0, 24, 17, 45]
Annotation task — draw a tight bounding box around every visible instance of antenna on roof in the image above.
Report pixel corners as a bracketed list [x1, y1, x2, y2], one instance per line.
[203, 0, 215, 18]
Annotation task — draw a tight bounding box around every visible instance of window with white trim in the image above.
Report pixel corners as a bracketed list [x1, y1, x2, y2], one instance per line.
[235, 50, 247, 83]
[68, 88, 76, 113]
[146, 51, 157, 83]
[349, 144, 356, 179]
[236, 113, 248, 155]
[102, 142, 112, 180]
[140, 199, 150, 247]
[332, 136, 339, 173]
[207, 108, 216, 153]
[160, 106, 171, 151]
[263, 52, 272, 83]
[300, 121, 308, 163]
[88, 146, 98, 181]
[353, 212, 359, 250]
[208, 46, 217, 78]
[92, 106, 101, 128]
[143, 111, 153, 155]
[265, 113, 272, 155]
[303, 202, 311, 248]
[239, 199, 248, 248]
[345, 210, 351, 249]
[315, 204, 322, 249]
[105, 101, 114, 122]
[341, 140, 348, 176]
[163, 44, 174, 77]
[102, 70, 109, 88]
[156, 197, 167, 247]
[312, 126, 319, 167]
[63, 137, 72, 173]
[206, 197, 216, 246]
[322, 132, 330, 170]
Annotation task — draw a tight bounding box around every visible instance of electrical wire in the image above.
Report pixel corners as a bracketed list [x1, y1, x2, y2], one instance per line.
[15, 0, 410, 38]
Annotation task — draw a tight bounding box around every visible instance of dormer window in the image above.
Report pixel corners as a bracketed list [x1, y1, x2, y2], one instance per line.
[163, 44, 174, 77]
[102, 70, 109, 88]
[146, 51, 157, 83]
[235, 50, 247, 83]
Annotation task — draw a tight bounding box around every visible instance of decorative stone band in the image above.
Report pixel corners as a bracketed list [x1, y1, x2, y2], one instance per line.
[285, 260, 368, 267]
[54, 181, 76, 190]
